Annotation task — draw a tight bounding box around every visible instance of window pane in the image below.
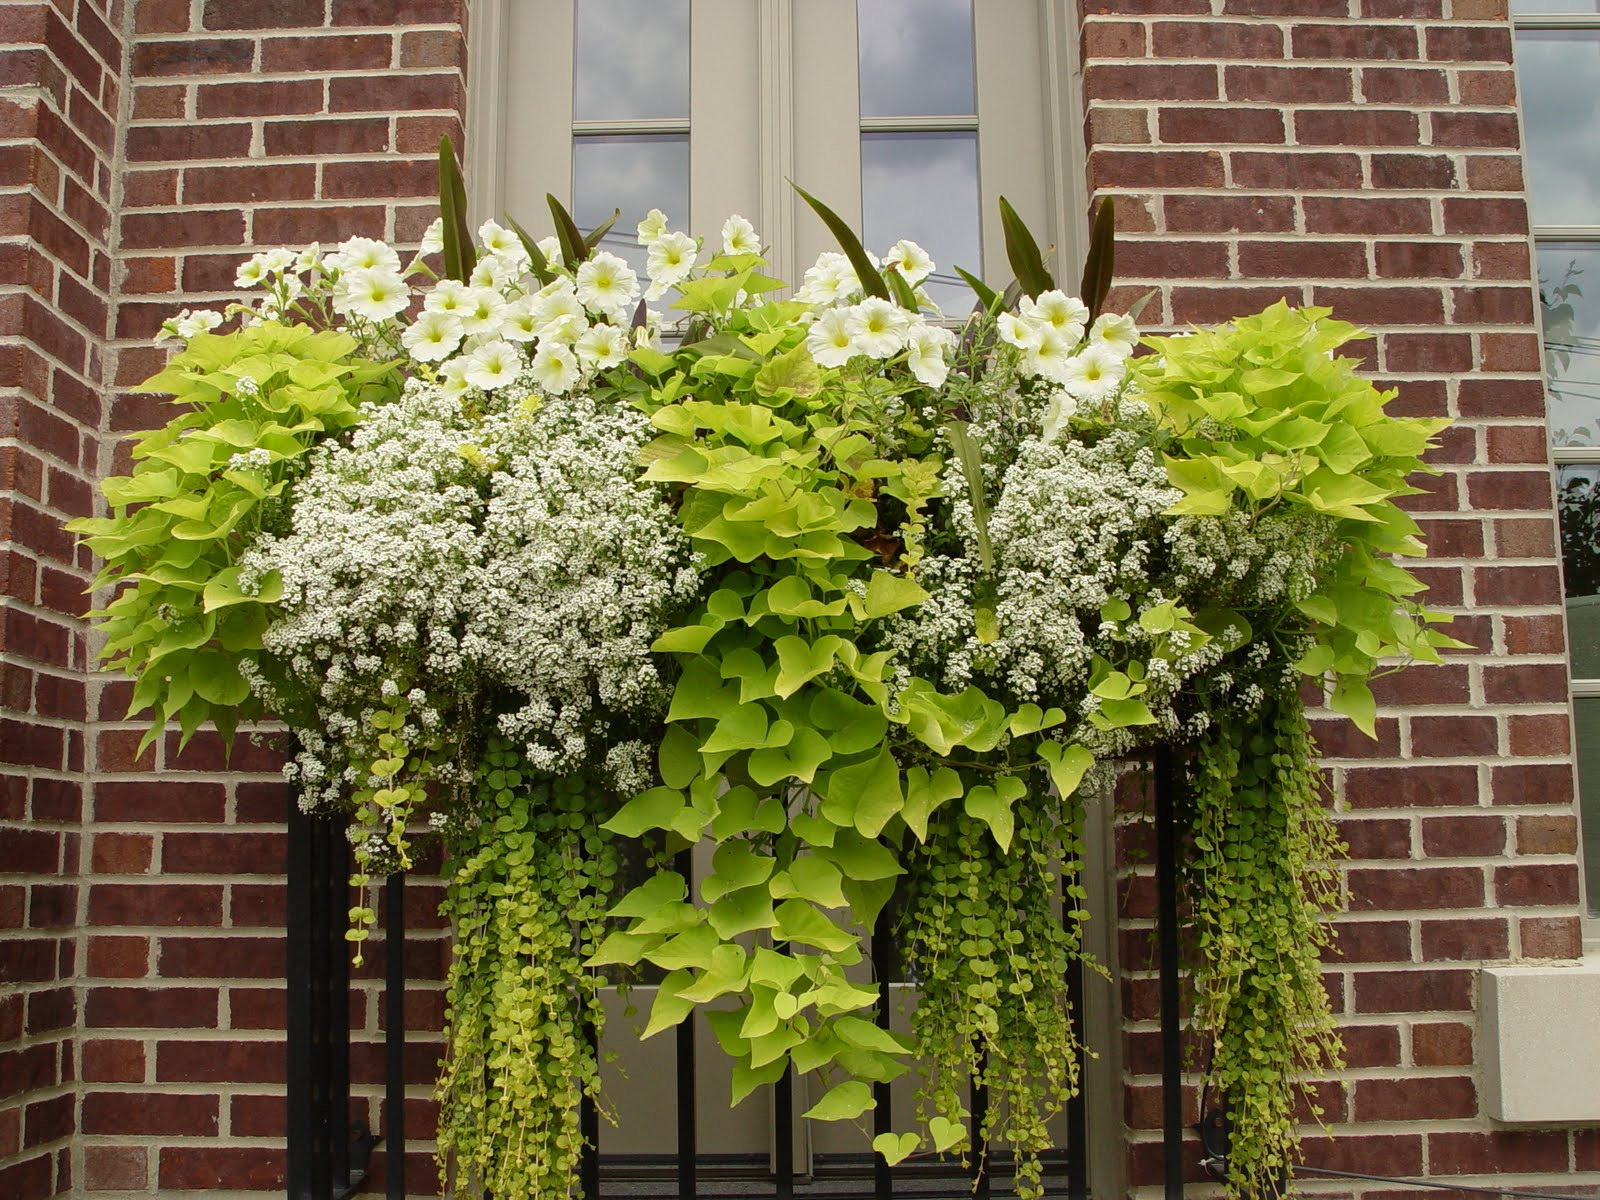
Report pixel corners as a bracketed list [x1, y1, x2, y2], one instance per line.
[862, 131, 981, 313]
[1560, 465, 1600, 674]
[1517, 31, 1600, 227]
[1572, 698, 1600, 917]
[1513, 1, 1600, 12]
[858, 0, 976, 117]
[573, 134, 689, 277]
[1538, 243, 1600, 447]
[574, 0, 689, 121]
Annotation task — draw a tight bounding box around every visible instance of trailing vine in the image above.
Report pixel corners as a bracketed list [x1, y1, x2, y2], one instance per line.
[436, 739, 617, 1198]
[1183, 693, 1344, 1196]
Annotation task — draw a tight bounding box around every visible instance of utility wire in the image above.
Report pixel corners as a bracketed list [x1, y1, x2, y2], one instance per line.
[1297, 1165, 1600, 1200]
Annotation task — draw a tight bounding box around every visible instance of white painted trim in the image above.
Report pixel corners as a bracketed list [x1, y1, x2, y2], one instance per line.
[465, 0, 510, 227]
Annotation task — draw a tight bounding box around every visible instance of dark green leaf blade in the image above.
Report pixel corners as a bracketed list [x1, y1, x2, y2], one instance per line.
[791, 182, 890, 300]
[505, 212, 557, 286]
[584, 207, 622, 253]
[953, 265, 998, 313]
[436, 136, 476, 283]
[1080, 195, 1117, 323]
[998, 196, 1053, 300]
[547, 193, 588, 268]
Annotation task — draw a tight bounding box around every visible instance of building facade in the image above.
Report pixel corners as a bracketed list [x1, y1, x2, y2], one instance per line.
[1, 0, 1597, 1197]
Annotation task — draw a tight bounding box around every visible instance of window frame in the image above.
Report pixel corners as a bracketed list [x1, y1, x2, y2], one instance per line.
[1513, 4, 1600, 935]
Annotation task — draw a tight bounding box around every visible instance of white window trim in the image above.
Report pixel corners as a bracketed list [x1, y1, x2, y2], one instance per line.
[1513, 7, 1600, 942]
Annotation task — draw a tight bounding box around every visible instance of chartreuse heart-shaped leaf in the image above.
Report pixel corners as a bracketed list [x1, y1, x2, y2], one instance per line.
[874, 1132, 920, 1165]
[803, 1080, 874, 1122]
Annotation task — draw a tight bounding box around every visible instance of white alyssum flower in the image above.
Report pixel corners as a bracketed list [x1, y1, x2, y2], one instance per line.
[884, 239, 934, 288]
[530, 341, 580, 394]
[721, 214, 760, 256]
[645, 231, 697, 299]
[464, 339, 522, 391]
[906, 321, 956, 388]
[636, 208, 669, 246]
[844, 298, 907, 359]
[806, 307, 859, 368]
[576, 252, 640, 316]
[402, 309, 464, 363]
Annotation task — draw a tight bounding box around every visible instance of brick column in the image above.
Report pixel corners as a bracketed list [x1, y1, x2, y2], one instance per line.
[76, 2, 466, 1194]
[0, 2, 125, 1197]
[1081, 0, 1593, 1193]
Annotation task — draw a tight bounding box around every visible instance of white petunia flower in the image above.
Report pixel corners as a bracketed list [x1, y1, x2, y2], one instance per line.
[463, 339, 521, 391]
[634, 322, 661, 352]
[499, 296, 539, 342]
[636, 208, 669, 246]
[439, 356, 472, 398]
[328, 236, 401, 275]
[339, 268, 410, 321]
[1021, 325, 1077, 383]
[470, 255, 516, 291]
[796, 251, 860, 306]
[1088, 311, 1138, 358]
[805, 307, 858, 368]
[575, 323, 629, 370]
[536, 312, 587, 345]
[721, 214, 760, 256]
[457, 287, 506, 337]
[235, 254, 269, 288]
[998, 311, 1042, 351]
[844, 298, 907, 359]
[576, 252, 640, 315]
[1058, 342, 1126, 402]
[170, 308, 224, 340]
[261, 247, 297, 274]
[402, 309, 463, 362]
[424, 278, 473, 320]
[530, 341, 580, 394]
[1021, 290, 1089, 342]
[536, 235, 561, 263]
[906, 322, 956, 388]
[419, 218, 445, 257]
[531, 278, 584, 328]
[296, 243, 323, 273]
[478, 219, 528, 263]
[1040, 391, 1077, 442]
[645, 231, 697, 299]
[884, 239, 934, 288]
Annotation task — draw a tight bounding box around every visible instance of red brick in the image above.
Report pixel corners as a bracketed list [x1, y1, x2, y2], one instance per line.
[84, 1145, 146, 1191]
[1164, 194, 1295, 234]
[1312, 285, 1445, 325]
[1516, 813, 1578, 855]
[1384, 332, 1470, 372]
[1467, 469, 1556, 512]
[1170, 285, 1301, 323]
[93, 781, 226, 823]
[1341, 1023, 1402, 1068]
[1336, 817, 1412, 860]
[1345, 765, 1476, 810]
[1458, 378, 1547, 419]
[1291, 22, 1418, 60]
[332, 0, 461, 22]
[1333, 919, 1411, 962]
[1157, 107, 1284, 145]
[1452, 284, 1533, 324]
[196, 78, 322, 119]
[89, 883, 223, 927]
[1420, 814, 1506, 857]
[1151, 20, 1282, 58]
[1481, 663, 1569, 705]
[131, 38, 254, 75]
[86, 935, 147, 979]
[1238, 240, 1365, 279]
[82, 1091, 218, 1136]
[1485, 424, 1549, 465]
[1085, 63, 1218, 101]
[1411, 1021, 1474, 1067]
[1088, 150, 1224, 190]
[201, 0, 326, 30]
[1224, 63, 1351, 103]
[1304, 196, 1432, 235]
[1472, 240, 1531, 280]
[262, 116, 388, 157]
[1492, 761, 1576, 806]
[1507, 713, 1570, 757]
[1502, 613, 1564, 655]
[1420, 916, 1509, 960]
[159, 1146, 286, 1191]
[1428, 1131, 1571, 1175]
[1458, 68, 1517, 106]
[162, 832, 286, 875]
[1494, 862, 1579, 906]
[1372, 153, 1458, 190]
[1347, 866, 1484, 911]
[327, 73, 462, 115]
[156, 1039, 283, 1084]
[1432, 111, 1520, 149]
[1474, 564, 1561, 606]
[1363, 66, 1449, 104]
[1296, 108, 1419, 147]
[321, 157, 437, 200]
[82, 1039, 144, 1083]
[121, 208, 244, 250]
[125, 122, 252, 162]
[157, 936, 286, 979]
[1425, 25, 1512, 65]
[260, 32, 393, 71]
[1354, 1075, 1476, 1121]
[183, 163, 317, 205]
[84, 987, 218, 1029]
[1228, 150, 1362, 190]
[400, 28, 463, 69]
[1520, 915, 1583, 959]
[89, 832, 152, 874]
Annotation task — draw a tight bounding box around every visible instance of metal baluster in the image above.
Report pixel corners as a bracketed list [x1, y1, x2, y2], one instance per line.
[329, 820, 351, 1195]
[580, 1022, 600, 1200]
[1155, 747, 1184, 1200]
[774, 1063, 795, 1200]
[872, 910, 893, 1200]
[674, 849, 696, 1200]
[1065, 870, 1089, 1199]
[969, 1051, 989, 1200]
[310, 815, 334, 1199]
[385, 872, 406, 1200]
[287, 798, 313, 1200]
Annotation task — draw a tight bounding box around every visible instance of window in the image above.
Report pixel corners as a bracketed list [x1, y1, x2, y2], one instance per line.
[469, 0, 1083, 304]
[1513, 0, 1600, 920]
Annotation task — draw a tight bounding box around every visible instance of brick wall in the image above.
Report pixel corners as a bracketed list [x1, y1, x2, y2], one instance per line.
[1079, 0, 1598, 1193]
[78, 1, 466, 1195]
[1, 1, 125, 1197]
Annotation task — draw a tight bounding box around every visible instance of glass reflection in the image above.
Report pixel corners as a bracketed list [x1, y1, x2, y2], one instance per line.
[573, 134, 689, 279]
[1512, 1, 1600, 12]
[858, 0, 976, 117]
[574, 0, 690, 121]
[1538, 244, 1600, 447]
[1517, 31, 1600, 227]
[1572, 698, 1600, 917]
[861, 132, 981, 313]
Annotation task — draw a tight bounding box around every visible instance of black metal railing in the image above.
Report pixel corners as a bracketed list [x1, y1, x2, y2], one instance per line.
[282, 761, 1193, 1199]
